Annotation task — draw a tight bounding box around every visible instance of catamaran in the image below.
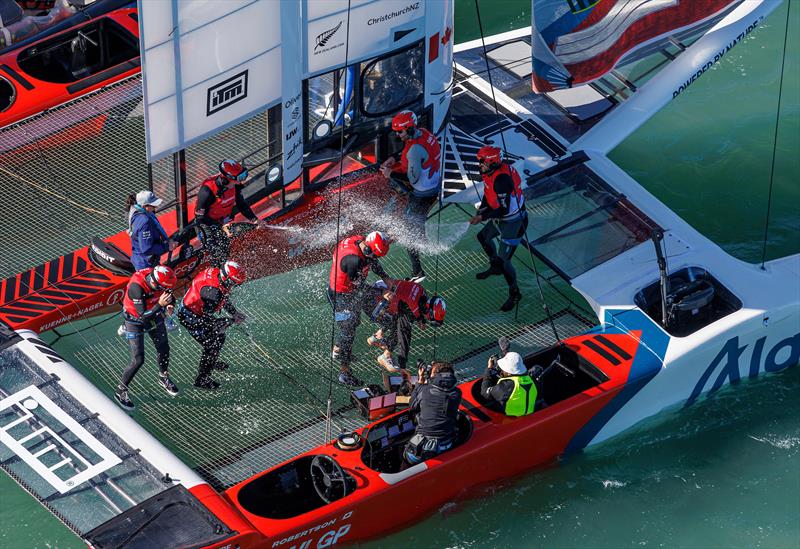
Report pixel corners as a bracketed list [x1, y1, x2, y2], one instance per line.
[0, 0, 797, 547]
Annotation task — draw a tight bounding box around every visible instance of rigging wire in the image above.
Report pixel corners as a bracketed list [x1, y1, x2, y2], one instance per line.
[474, 0, 508, 155]
[760, 0, 792, 270]
[431, 121, 450, 363]
[473, 0, 561, 344]
[326, 0, 354, 444]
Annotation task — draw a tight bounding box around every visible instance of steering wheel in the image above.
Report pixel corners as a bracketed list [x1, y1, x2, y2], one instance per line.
[310, 455, 350, 504]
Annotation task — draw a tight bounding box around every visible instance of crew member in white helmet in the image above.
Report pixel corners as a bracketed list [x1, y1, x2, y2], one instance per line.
[480, 351, 537, 416]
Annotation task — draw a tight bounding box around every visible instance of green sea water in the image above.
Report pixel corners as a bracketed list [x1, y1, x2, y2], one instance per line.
[1, 1, 798, 547]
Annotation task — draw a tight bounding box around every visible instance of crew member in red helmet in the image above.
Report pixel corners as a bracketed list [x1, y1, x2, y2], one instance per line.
[469, 146, 528, 312]
[115, 265, 179, 411]
[194, 159, 260, 266]
[380, 110, 442, 279]
[177, 260, 247, 390]
[366, 279, 446, 389]
[328, 231, 394, 386]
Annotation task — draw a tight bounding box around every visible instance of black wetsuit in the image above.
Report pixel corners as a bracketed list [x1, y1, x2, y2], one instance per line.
[328, 252, 388, 367]
[476, 171, 528, 292]
[194, 182, 257, 267]
[121, 281, 170, 388]
[177, 286, 237, 382]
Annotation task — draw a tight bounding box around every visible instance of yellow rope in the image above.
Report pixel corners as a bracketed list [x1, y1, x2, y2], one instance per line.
[0, 165, 110, 217]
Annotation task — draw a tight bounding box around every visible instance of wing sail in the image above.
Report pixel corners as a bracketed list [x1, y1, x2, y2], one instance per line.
[531, 0, 737, 92]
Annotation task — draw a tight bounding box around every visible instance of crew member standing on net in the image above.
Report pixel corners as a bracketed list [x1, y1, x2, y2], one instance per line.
[115, 265, 179, 411]
[380, 110, 442, 279]
[194, 159, 260, 267]
[177, 260, 247, 390]
[469, 146, 528, 312]
[367, 279, 446, 389]
[329, 231, 394, 387]
[126, 190, 175, 271]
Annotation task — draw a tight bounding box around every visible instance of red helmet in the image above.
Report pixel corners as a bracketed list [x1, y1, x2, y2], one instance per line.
[219, 159, 249, 182]
[427, 296, 446, 327]
[151, 265, 177, 289]
[391, 110, 417, 132]
[477, 146, 502, 165]
[364, 231, 390, 257]
[221, 260, 246, 285]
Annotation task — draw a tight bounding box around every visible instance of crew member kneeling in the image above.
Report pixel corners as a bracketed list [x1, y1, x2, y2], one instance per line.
[367, 280, 446, 389]
[380, 110, 442, 279]
[404, 361, 462, 466]
[116, 265, 179, 411]
[481, 351, 537, 416]
[469, 146, 528, 312]
[177, 260, 247, 390]
[194, 160, 260, 267]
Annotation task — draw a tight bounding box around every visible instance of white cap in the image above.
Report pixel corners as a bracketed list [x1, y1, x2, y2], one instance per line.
[136, 190, 163, 208]
[497, 352, 525, 375]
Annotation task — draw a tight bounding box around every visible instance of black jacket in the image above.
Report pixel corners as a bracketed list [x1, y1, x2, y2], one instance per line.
[409, 371, 462, 439]
[480, 369, 514, 409]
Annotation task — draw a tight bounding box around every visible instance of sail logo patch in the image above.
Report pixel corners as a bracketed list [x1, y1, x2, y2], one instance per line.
[207, 70, 248, 116]
[314, 21, 343, 54]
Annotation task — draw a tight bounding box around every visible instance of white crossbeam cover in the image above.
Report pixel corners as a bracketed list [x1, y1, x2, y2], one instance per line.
[138, 0, 282, 162]
[0, 385, 122, 494]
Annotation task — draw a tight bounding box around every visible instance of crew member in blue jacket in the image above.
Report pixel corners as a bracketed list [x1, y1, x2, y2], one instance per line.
[127, 190, 174, 270]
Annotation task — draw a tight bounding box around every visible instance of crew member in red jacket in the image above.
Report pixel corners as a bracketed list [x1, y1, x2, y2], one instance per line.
[328, 231, 394, 386]
[469, 146, 529, 312]
[194, 159, 260, 266]
[367, 279, 446, 389]
[115, 265, 178, 411]
[177, 261, 247, 390]
[380, 110, 442, 279]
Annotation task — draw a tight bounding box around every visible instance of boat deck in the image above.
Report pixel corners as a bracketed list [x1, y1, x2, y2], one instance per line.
[46, 202, 594, 490]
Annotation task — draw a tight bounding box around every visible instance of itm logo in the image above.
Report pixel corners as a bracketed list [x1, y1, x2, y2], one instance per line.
[315, 20, 342, 50]
[686, 332, 799, 406]
[207, 70, 248, 116]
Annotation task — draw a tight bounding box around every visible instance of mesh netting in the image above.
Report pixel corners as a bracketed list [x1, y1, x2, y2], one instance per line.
[47, 203, 594, 490]
[0, 74, 276, 279]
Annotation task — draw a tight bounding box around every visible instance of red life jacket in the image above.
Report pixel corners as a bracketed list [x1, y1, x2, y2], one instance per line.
[198, 176, 237, 223]
[329, 235, 367, 294]
[394, 128, 441, 180]
[482, 162, 524, 221]
[123, 269, 161, 319]
[388, 280, 425, 319]
[182, 267, 229, 315]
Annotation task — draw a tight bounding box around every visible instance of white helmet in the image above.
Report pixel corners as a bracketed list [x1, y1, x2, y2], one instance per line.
[497, 352, 526, 375]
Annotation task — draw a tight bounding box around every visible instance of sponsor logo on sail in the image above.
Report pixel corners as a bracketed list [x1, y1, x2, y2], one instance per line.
[314, 20, 344, 56]
[368, 2, 420, 26]
[207, 70, 248, 116]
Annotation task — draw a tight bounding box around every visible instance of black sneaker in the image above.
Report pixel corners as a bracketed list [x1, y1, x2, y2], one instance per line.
[194, 375, 220, 390]
[500, 288, 522, 312]
[114, 387, 135, 411]
[476, 258, 504, 280]
[212, 361, 231, 371]
[338, 371, 362, 387]
[159, 375, 179, 396]
[410, 270, 426, 282]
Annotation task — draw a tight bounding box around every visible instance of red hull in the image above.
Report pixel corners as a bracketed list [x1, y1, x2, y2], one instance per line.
[0, 8, 140, 130]
[205, 332, 641, 547]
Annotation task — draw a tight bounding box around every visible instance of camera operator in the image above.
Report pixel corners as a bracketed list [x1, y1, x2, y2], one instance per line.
[481, 351, 537, 416]
[403, 361, 462, 466]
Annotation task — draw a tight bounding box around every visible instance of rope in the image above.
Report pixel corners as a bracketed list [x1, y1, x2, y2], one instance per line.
[760, 0, 791, 269]
[0, 165, 110, 217]
[431, 122, 450, 362]
[326, 0, 354, 444]
[472, 0, 560, 343]
[474, 0, 508, 155]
